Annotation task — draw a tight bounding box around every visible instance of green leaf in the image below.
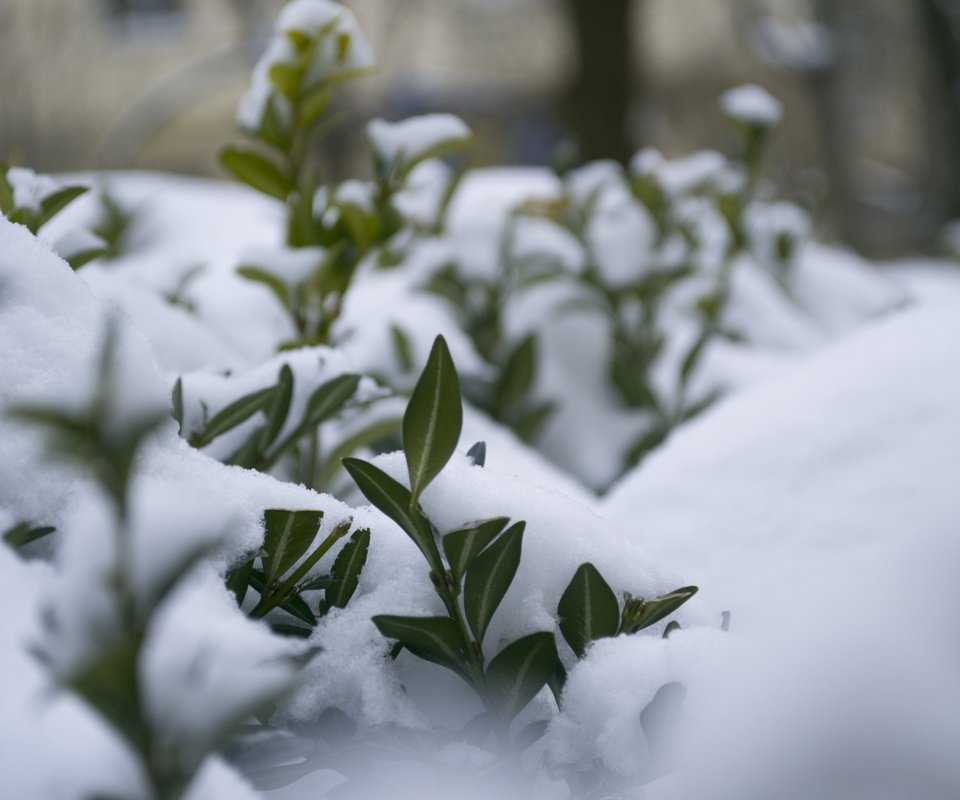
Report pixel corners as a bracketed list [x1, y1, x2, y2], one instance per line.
[495, 334, 536, 415]
[226, 555, 255, 606]
[485, 631, 558, 721]
[298, 84, 334, 127]
[220, 146, 291, 201]
[39, 185, 88, 227]
[69, 637, 146, 752]
[269, 374, 360, 462]
[662, 620, 681, 639]
[306, 374, 360, 426]
[610, 340, 659, 410]
[323, 528, 370, 611]
[623, 586, 699, 634]
[171, 378, 184, 432]
[372, 615, 465, 674]
[268, 62, 301, 101]
[260, 95, 292, 152]
[390, 324, 415, 373]
[320, 416, 402, 485]
[248, 568, 318, 624]
[403, 335, 463, 505]
[237, 266, 292, 311]
[442, 517, 509, 586]
[191, 385, 276, 448]
[557, 563, 620, 658]
[512, 401, 555, 444]
[65, 246, 107, 271]
[342, 458, 441, 570]
[3, 522, 56, 549]
[463, 521, 524, 645]
[270, 623, 314, 639]
[260, 365, 294, 451]
[261, 509, 324, 588]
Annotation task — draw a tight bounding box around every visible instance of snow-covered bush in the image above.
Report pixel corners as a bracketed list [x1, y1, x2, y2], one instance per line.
[4, 1, 950, 798]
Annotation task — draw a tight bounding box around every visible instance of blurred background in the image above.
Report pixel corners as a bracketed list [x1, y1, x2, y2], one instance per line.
[1, 0, 958, 257]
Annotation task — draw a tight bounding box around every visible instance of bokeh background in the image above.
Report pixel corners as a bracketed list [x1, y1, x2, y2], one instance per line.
[1, 0, 957, 256]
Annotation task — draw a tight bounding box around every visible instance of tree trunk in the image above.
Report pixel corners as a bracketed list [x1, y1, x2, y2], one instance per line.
[563, 0, 635, 163]
[918, 0, 960, 224]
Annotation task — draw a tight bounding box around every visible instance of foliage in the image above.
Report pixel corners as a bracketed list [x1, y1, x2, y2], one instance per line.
[344, 335, 696, 751]
[8, 322, 313, 800]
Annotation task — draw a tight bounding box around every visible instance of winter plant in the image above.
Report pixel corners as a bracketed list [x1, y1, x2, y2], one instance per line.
[8, 322, 313, 799]
[221, 1, 470, 348]
[343, 335, 697, 751]
[0, 163, 106, 268]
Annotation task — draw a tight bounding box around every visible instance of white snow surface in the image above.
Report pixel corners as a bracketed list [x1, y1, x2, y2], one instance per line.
[589, 302, 960, 797]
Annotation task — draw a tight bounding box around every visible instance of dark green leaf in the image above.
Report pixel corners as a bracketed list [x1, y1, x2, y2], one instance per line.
[662, 620, 681, 639]
[624, 586, 698, 634]
[442, 517, 509, 585]
[390, 324, 414, 373]
[403, 335, 463, 505]
[237, 266, 292, 311]
[65, 246, 107, 271]
[306, 374, 360, 426]
[70, 637, 146, 752]
[495, 334, 536, 415]
[270, 623, 314, 639]
[247, 567, 317, 625]
[261, 509, 324, 587]
[297, 574, 331, 593]
[260, 365, 294, 451]
[226, 555, 255, 606]
[557, 562, 620, 658]
[342, 458, 441, 570]
[39, 185, 88, 227]
[323, 528, 370, 610]
[512, 401, 555, 443]
[220, 146, 291, 201]
[227, 425, 268, 469]
[260, 95, 292, 152]
[372, 615, 465, 674]
[463, 521, 523, 645]
[485, 631, 558, 721]
[191, 386, 276, 448]
[320, 416, 402, 485]
[171, 377, 184, 432]
[3, 522, 56, 549]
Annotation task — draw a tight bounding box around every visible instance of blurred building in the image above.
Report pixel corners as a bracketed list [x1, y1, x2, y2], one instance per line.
[0, 0, 950, 255]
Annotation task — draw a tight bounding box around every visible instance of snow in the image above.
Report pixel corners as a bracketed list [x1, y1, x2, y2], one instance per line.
[366, 113, 472, 168]
[719, 84, 784, 128]
[601, 302, 960, 622]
